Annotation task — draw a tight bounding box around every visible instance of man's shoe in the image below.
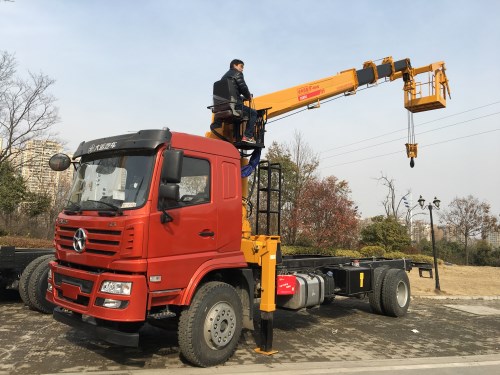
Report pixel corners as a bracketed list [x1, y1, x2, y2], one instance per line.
[242, 136, 256, 144]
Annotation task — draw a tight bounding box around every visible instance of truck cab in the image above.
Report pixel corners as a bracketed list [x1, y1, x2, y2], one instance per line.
[48, 129, 247, 338]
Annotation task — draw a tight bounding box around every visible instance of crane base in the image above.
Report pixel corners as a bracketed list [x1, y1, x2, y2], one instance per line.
[254, 348, 279, 356]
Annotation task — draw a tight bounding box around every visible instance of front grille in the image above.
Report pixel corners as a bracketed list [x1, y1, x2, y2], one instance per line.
[59, 226, 121, 236]
[89, 238, 120, 246]
[56, 225, 125, 256]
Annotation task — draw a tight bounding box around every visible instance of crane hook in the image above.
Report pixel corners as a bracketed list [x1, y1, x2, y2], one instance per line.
[410, 157, 415, 168]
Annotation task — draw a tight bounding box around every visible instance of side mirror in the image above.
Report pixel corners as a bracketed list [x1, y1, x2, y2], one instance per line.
[158, 183, 179, 224]
[48, 153, 71, 171]
[161, 149, 183, 183]
[159, 183, 179, 201]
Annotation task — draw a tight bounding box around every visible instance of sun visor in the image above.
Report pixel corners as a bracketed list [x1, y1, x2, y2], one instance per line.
[73, 129, 172, 159]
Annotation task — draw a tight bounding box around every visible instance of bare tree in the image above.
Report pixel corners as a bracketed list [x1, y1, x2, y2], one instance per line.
[440, 195, 498, 265]
[0, 51, 15, 86]
[376, 173, 427, 241]
[265, 131, 319, 245]
[0, 51, 59, 167]
[377, 173, 410, 220]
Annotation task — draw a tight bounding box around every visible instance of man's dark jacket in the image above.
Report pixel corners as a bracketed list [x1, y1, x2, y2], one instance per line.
[221, 68, 251, 101]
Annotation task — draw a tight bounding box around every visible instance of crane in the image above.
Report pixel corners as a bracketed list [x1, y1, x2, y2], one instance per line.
[206, 56, 451, 356]
[208, 56, 450, 168]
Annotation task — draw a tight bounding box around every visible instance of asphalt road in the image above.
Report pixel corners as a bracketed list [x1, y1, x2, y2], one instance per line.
[0, 290, 499, 374]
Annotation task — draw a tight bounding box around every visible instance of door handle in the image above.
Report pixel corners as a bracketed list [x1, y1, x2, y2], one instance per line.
[199, 230, 215, 237]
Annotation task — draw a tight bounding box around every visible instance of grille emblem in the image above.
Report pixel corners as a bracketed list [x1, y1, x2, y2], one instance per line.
[73, 228, 87, 253]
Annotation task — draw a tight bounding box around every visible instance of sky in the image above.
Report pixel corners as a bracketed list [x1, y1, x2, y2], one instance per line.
[1, 0, 499, 220]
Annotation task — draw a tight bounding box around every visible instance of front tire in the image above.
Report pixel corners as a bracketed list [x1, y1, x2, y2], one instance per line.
[381, 268, 411, 317]
[19, 255, 53, 308]
[178, 281, 243, 367]
[27, 257, 55, 314]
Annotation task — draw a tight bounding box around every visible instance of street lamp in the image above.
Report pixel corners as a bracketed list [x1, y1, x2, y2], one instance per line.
[402, 194, 426, 242]
[418, 195, 441, 291]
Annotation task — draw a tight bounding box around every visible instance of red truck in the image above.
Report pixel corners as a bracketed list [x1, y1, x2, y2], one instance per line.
[47, 57, 450, 367]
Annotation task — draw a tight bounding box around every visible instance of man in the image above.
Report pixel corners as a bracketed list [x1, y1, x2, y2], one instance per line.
[221, 59, 257, 144]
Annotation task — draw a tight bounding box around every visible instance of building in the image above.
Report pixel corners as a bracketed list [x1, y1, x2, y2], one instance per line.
[405, 219, 444, 243]
[485, 229, 500, 248]
[14, 139, 73, 202]
[411, 220, 430, 242]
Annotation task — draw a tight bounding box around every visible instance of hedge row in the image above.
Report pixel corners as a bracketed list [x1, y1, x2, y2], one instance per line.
[281, 245, 441, 264]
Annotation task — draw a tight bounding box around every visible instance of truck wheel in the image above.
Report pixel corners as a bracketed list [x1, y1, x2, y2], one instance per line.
[381, 268, 411, 317]
[368, 267, 389, 315]
[178, 281, 243, 367]
[27, 257, 55, 314]
[19, 254, 53, 307]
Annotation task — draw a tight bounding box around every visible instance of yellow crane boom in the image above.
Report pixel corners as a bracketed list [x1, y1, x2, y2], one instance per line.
[252, 57, 450, 118]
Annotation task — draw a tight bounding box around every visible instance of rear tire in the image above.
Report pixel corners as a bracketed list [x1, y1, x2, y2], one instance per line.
[178, 281, 243, 367]
[19, 254, 53, 307]
[381, 268, 411, 317]
[368, 267, 388, 315]
[27, 257, 55, 314]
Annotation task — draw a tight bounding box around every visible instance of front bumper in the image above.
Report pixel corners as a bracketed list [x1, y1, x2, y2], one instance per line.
[47, 262, 148, 321]
[53, 307, 140, 347]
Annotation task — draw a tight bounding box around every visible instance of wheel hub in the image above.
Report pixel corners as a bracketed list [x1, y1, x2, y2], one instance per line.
[396, 280, 409, 307]
[204, 302, 236, 349]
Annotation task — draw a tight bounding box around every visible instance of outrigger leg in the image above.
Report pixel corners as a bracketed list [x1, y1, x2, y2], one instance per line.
[255, 311, 277, 355]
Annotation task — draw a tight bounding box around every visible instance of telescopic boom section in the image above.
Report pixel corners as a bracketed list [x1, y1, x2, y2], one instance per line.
[251, 57, 449, 119]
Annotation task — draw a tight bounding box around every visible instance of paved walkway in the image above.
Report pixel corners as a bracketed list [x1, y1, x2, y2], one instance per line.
[0, 292, 498, 374]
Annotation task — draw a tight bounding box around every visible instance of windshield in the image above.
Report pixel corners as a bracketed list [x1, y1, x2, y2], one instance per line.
[66, 151, 155, 212]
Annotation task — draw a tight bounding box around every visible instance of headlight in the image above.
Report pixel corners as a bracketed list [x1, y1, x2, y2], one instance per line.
[100, 281, 132, 295]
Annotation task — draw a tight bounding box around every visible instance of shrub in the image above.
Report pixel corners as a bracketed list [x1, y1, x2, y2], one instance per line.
[359, 245, 386, 257]
[385, 251, 408, 259]
[281, 246, 332, 256]
[406, 253, 444, 265]
[402, 245, 420, 254]
[473, 248, 500, 267]
[333, 249, 362, 258]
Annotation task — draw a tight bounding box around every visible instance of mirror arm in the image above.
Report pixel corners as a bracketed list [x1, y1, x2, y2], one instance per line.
[161, 209, 173, 224]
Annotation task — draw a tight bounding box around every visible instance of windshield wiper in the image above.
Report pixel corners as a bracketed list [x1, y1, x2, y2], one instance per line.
[64, 202, 82, 215]
[86, 200, 123, 215]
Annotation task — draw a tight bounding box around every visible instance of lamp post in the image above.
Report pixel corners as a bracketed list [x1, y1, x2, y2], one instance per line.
[418, 195, 441, 291]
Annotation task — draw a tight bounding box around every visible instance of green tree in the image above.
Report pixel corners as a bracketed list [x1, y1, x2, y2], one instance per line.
[419, 238, 465, 264]
[472, 240, 500, 267]
[23, 191, 52, 217]
[361, 215, 410, 251]
[0, 161, 26, 231]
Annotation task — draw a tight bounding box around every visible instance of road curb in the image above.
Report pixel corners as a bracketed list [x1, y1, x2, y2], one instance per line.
[40, 354, 500, 375]
[412, 295, 500, 300]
